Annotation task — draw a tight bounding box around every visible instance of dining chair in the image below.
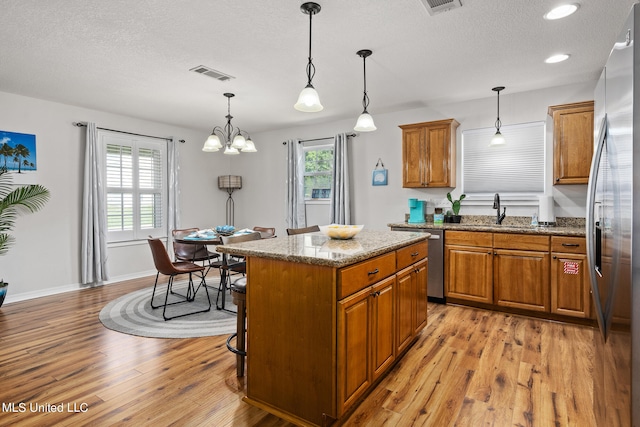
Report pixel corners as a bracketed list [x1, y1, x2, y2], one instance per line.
[147, 238, 211, 320]
[253, 226, 276, 238]
[286, 225, 320, 235]
[216, 231, 262, 311]
[172, 228, 220, 265]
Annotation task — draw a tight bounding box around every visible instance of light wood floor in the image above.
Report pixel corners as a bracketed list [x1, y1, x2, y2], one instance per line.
[0, 275, 596, 427]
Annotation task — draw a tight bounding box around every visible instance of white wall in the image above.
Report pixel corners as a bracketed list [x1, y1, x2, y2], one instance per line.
[0, 81, 595, 303]
[234, 82, 595, 234]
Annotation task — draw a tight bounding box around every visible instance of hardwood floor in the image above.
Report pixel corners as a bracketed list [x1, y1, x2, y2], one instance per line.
[0, 275, 596, 426]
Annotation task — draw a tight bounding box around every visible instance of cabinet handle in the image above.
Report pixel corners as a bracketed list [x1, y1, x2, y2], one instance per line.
[368, 268, 379, 276]
[556, 178, 560, 182]
[553, 255, 557, 259]
[487, 251, 491, 255]
[411, 251, 419, 257]
[561, 243, 580, 247]
[494, 252, 497, 256]
[371, 291, 381, 297]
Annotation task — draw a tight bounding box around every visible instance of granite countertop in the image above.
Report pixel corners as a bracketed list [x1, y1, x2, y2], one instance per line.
[216, 229, 430, 268]
[388, 221, 586, 237]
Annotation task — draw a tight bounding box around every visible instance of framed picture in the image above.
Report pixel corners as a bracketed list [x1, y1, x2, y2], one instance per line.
[0, 130, 38, 184]
[372, 158, 388, 186]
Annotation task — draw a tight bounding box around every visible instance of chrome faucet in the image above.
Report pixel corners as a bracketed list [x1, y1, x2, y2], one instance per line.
[493, 193, 507, 224]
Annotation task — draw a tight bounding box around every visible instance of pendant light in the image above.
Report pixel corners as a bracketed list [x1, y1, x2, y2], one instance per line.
[294, 2, 323, 112]
[354, 49, 377, 132]
[202, 93, 256, 155]
[490, 86, 506, 146]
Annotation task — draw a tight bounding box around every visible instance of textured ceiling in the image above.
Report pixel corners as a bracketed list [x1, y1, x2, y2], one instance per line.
[0, 0, 636, 134]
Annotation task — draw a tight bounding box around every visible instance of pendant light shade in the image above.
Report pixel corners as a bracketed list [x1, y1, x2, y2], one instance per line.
[354, 49, 377, 132]
[202, 93, 256, 154]
[294, 2, 323, 112]
[490, 86, 506, 146]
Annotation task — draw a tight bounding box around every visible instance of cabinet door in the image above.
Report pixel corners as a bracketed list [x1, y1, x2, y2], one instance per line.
[338, 286, 371, 414]
[550, 101, 594, 184]
[396, 266, 414, 355]
[551, 253, 590, 318]
[494, 249, 550, 312]
[371, 276, 396, 381]
[445, 244, 493, 304]
[402, 127, 424, 187]
[414, 258, 428, 334]
[425, 124, 452, 187]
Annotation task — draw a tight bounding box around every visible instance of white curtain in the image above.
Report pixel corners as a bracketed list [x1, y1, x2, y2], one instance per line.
[285, 139, 306, 228]
[167, 137, 180, 259]
[81, 122, 109, 285]
[331, 133, 351, 224]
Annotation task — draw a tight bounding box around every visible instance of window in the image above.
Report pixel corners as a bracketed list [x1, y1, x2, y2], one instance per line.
[303, 144, 333, 199]
[100, 131, 167, 242]
[462, 121, 545, 194]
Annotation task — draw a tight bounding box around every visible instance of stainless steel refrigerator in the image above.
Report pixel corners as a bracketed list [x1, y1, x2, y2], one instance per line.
[587, 4, 639, 426]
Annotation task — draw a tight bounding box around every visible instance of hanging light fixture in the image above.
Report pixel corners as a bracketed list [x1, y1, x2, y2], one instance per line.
[354, 49, 377, 132]
[202, 93, 256, 155]
[294, 2, 323, 112]
[489, 86, 506, 146]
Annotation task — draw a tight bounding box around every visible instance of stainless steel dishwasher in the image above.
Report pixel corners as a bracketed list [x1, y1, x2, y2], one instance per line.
[391, 227, 445, 303]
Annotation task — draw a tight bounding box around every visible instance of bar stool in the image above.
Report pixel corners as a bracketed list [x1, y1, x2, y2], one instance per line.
[226, 276, 247, 376]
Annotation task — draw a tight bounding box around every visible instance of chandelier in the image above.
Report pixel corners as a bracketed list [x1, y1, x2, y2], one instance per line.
[202, 93, 256, 155]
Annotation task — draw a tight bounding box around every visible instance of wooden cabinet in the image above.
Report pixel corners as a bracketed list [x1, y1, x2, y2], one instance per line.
[550, 236, 590, 318]
[338, 275, 396, 414]
[444, 231, 493, 304]
[396, 258, 428, 355]
[493, 234, 550, 312]
[400, 118, 459, 188]
[548, 101, 594, 185]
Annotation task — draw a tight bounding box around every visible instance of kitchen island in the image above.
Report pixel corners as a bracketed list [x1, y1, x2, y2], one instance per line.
[217, 230, 430, 427]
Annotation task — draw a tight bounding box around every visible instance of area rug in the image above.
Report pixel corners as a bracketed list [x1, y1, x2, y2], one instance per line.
[99, 280, 237, 338]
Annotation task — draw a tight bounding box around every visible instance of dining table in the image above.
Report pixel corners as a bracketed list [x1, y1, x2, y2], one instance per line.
[172, 228, 257, 311]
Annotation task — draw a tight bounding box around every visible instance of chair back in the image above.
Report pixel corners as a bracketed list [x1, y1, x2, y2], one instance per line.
[221, 231, 262, 245]
[172, 228, 208, 260]
[253, 226, 276, 238]
[148, 238, 181, 275]
[286, 225, 320, 235]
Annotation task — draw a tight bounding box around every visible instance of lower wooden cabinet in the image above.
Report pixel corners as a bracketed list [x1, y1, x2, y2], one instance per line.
[396, 258, 428, 355]
[444, 231, 493, 304]
[550, 236, 590, 318]
[494, 248, 550, 312]
[338, 275, 396, 413]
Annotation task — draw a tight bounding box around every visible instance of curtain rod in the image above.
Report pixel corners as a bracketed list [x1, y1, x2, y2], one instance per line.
[281, 132, 357, 145]
[73, 122, 185, 143]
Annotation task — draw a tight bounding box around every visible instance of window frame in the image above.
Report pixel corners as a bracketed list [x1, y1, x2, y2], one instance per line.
[461, 121, 546, 198]
[303, 142, 334, 202]
[99, 130, 168, 243]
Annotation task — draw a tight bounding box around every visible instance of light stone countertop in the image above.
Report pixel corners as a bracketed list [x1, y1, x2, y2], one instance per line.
[387, 221, 585, 237]
[216, 229, 430, 268]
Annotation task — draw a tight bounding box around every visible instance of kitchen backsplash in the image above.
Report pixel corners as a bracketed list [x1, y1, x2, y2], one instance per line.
[404, 213, 585, 228]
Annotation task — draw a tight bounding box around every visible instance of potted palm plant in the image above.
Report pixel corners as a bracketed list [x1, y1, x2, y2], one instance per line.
[446, 192, 466, 223]
[0, 166, 50, 307]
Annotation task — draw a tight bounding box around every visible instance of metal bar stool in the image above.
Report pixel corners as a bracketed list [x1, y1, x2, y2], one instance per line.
[226, 276, 247, 376]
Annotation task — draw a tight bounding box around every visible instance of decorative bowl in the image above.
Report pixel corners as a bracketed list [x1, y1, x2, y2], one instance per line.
[319, 224, 364, 240]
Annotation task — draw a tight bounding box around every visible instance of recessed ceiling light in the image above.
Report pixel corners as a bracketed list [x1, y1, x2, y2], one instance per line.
[545, 54, 571, 63]
[544, 4, 579, 20]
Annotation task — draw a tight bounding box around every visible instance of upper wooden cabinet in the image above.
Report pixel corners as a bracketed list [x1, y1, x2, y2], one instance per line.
[400, 119, 459, 188]
[548, 101, 594, 185]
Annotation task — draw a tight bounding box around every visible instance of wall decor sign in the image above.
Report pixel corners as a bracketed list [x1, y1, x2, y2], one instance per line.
[0, 130, 38, 184]
[372, 158, 387, 186]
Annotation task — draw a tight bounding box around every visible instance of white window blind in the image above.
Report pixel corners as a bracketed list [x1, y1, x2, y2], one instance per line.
[101, 131, 167, 242]
[462, 121, 545, 194]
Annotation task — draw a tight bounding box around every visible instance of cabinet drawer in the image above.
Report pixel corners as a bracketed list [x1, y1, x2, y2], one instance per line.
[551, 236, 586, 254]
[445, 230, 492, 247]
[493, 233, 549, 251]
[396, 241, 428, 270]
[338, 252, 397, 299]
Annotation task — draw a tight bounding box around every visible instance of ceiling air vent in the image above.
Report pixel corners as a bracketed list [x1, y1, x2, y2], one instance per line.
[189, 65, 235, 82]
[419, 0, 462, 16]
